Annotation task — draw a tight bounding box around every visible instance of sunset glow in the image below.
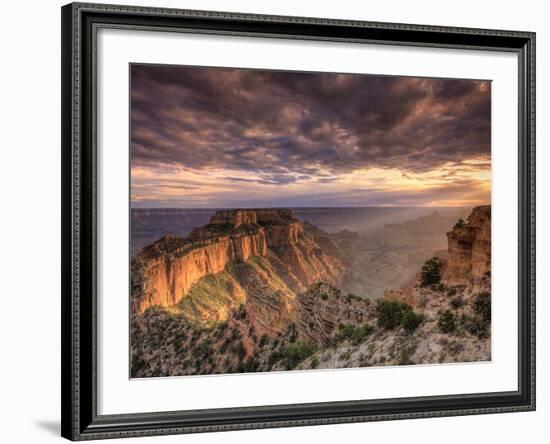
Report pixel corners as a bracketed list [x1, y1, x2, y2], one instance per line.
[131, 65, 491, 208]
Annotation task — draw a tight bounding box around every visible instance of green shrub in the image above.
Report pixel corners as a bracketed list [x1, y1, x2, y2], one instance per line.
[230, 341, 246, 361]
[376, 300, 411, 330]
[259, 334, 269, 348]
[438, 310, 456, 333]
[215, 322, 228, 337]
[230, 328, 241, 341]
[351, 325, 375, 345]
[173, 336, 186, 354]
[239, 357, 259, 373]
[447, 340, 465, 356]
[268, 350, 280, 366]
[345, 293, 364, 303]
[454, 218, 466, 228]
[337, 324, 355, 340]
[398, 344, 417, 365]
[420, 257, 443, 288]
[401, 311, 424, 333]
[461, 292, 491, 339]
[219, 338, 231, 354]
[234, 305, 247, 320]
[339, 350, 352, 361]
[310, 356, 320, 369]
[447, 286, 458, 297]
[287, 322, 298, 343]
[192, 339, 212, 359]
[450, 297, 464, 309]
[466, 317, 489, 339]
[131, 354, 145, 374]
[271, 342, 316, 370]
[473, 292, 491, 322]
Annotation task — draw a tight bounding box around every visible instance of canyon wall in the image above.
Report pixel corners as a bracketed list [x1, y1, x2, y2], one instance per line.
[443, 205, 491, 286]
[132, 209, 347, 314]
[132, 230, 268, 313]
[296, 283, 374, 346]
[209, 208, 295, 226]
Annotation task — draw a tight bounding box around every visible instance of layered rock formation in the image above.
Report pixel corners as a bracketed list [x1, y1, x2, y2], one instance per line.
[443, 205, 491, 287]
[132, 209, 348, 315]
[383, 205, 491, 309]
[296, 283, 374, 346]
[209, 208, 295, 226]
[131, 230, 268, 313]
[292, 206, 492, 371]
[131, 206, 492, 378]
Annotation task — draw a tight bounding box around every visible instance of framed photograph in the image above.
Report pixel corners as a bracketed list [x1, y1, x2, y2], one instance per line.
[61, 2, 536, 440]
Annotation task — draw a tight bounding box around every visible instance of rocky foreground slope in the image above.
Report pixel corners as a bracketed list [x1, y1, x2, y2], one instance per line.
[131, 206, 491, 377]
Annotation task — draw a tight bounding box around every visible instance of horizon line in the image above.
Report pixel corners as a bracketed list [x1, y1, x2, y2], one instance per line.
[130, 204, 490, 210]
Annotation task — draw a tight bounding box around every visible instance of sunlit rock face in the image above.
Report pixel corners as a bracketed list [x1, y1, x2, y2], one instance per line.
[131, 209, 348, 315]
[444, 205, 491, 287]
[132, 231, 268, 313]
[209, 208, 295, 227]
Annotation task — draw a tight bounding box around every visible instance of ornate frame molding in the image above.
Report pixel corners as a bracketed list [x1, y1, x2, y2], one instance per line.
[61, 2, 535, 440]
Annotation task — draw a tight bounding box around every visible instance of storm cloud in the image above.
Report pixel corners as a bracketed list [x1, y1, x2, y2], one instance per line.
[130, 64, 491, 207]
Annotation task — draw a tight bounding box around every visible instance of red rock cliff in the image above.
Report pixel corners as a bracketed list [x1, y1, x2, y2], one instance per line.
[132, 209, 348, 313]
[209, 208, 295, 226]
[443, 205, 491, 286]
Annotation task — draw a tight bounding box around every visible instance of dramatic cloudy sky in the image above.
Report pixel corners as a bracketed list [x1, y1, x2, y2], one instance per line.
[131, 64, 491, 208]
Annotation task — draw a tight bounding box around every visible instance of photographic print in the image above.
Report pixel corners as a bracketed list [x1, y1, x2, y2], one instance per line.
[129, 64, 491, 378]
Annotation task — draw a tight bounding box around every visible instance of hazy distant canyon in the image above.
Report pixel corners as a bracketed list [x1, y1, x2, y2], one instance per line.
[132, 207, 470, 300]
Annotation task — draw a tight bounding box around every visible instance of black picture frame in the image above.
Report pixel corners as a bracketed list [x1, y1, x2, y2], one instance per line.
[61, 2, 536, 440]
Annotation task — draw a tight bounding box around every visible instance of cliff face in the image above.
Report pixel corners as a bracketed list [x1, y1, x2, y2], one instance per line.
[131, 206, 492, 378]
[209, 208, 295, 226]
[132, 209, 348, 315]
[296, 283, 374, 346]
[132, 230, 268, 313]
[443, 205, 491, 287]
[384, 205, 492, 310]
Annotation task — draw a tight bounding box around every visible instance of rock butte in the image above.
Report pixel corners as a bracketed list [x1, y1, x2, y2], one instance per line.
[132, 209, 348, 314]
[385, 205, 491, 308]
[444, 205, 491, 287]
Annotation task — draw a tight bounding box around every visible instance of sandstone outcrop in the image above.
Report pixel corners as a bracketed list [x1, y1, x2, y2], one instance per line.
[443, 205, 491, 287]
[132, 209, 348, 314]
[209, 208, 295, 226]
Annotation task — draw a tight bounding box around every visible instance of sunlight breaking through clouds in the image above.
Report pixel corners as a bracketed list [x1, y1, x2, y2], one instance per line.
[131, 64, 491, 208]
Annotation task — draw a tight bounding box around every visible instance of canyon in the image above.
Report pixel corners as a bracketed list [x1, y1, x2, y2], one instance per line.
[131, 206, 491, 377]
[132, 209, 349, 327]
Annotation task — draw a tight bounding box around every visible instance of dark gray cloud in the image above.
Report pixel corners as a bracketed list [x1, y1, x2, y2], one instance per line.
[131, 64, 490, 178]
